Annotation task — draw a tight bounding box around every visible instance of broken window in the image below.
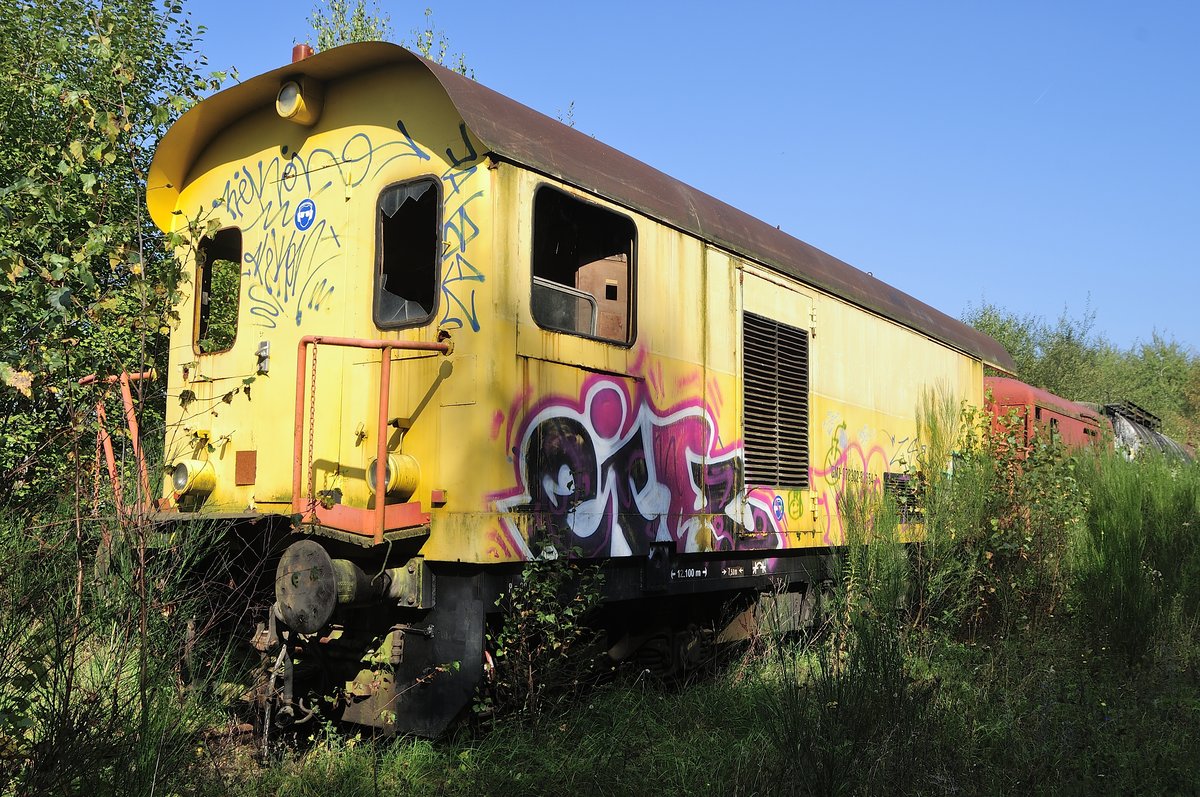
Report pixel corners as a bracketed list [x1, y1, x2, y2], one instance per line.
[375, 178, 440, 328]
[531, 186, 635, 343]
[196, 228, 242, 354]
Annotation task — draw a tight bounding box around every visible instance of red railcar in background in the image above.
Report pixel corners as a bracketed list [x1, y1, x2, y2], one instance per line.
[985, 376, 1107, 449]
[984, 376, 1193, 461]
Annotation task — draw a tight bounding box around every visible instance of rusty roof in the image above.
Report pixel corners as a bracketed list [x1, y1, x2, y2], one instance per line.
[148, 42, 1014, 371]
[985, 377, 1102, 424]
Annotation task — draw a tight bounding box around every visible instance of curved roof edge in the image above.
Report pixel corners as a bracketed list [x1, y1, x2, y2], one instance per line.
[147, 44, 415, 234]
[148, 42, 1015, 372]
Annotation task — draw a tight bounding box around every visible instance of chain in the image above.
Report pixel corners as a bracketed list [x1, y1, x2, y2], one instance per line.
[307, 342, 318, 512]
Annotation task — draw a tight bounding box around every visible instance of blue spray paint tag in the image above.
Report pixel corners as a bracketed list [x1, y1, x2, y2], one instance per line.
[294, 198, 316, 231]
[772, 495, 785, 521]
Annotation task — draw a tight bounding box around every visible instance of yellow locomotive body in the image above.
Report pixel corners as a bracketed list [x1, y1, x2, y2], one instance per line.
[146, 43, 1010, 734]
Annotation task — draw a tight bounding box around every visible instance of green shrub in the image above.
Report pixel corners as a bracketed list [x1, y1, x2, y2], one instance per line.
[909, 389, 1087, 637]
[754, 489, 942, 796]
[1072, 454, 1200, 663]
[484, 551, 604, 718]
[0, 511, 246, 796]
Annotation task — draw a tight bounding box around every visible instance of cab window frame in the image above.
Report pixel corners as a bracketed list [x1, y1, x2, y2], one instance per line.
[373, 175, 443, 331]
[193, 226, 244, 356]
[529, 183, 637, 347]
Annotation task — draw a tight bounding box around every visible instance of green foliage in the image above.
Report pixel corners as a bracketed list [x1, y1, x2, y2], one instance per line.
[1072, 454, 1200, 663]
[744, 431, 1199, 795]
[907, 390, 1088, 636]
[63, 436, 1190, 797]
[218, 683, 774, 797]
[0, 0, 224, 504]
[307, 0, 393, 51]
[963, 300, 1200, 444]
[307, 3, 472, 77]
[407, 8, 472, 77]
[757, 490, 938, 796]
[905, 387, 980, 630]
[196, 258, 240, 353]
[0, 510, 246, 796]
[484, 552, 603, 718]
[964, 301, 1103, 401]
[189, 623, 1200, 797]
[1097, 333, 1200, 445]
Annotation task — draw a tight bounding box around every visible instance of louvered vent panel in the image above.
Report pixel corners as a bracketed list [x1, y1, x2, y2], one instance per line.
[743, 311, 810, 489]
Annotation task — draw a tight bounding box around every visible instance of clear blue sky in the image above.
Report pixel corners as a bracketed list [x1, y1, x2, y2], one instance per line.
[194, 1, 1199, 351]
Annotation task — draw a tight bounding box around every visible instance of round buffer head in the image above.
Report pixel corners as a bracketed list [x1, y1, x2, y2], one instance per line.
[275, 539, 338, 634]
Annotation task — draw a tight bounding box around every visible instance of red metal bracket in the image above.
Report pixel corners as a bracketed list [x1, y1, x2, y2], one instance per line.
[78, 370, 155, 517]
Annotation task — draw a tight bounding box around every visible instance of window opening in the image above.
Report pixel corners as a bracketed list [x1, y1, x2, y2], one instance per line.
[375, 178, 439, 328]
[532, 187, 635, 343]
[196, 228, 242, 354]
[742, 311, 809, 489]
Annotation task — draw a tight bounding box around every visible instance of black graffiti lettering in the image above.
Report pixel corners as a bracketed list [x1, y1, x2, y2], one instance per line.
[602, 429, 656, 555]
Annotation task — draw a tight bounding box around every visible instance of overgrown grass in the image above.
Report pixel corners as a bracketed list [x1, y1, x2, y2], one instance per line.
[752, 489, 932, 796]
[183, 617, 1200, 797]
[0, 509, 257, 796]
[8, 397, 1200, 796]
[1072, 454, 1200, 663]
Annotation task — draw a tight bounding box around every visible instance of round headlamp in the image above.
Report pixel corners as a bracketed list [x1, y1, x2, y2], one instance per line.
[276, 81, 302, 116]
[367, 454, 420, 502]
[275, 77, 323, 126]
[171, 459, 215, 495]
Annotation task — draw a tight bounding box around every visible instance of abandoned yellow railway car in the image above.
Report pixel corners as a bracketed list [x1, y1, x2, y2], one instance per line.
[145, 42, 1013, 735]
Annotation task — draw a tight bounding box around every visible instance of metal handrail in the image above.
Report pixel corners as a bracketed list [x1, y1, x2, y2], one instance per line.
[293, 335, 450, 544]
[532, 276, 598, 336]
[78, 370, 156, 517]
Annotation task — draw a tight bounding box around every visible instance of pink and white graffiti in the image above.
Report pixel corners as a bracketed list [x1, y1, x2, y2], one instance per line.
[490, 376, 787, 559]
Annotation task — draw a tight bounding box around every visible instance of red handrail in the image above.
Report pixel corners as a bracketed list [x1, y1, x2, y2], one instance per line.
[293, 336, 450, 544]
[78, 370, 155, 517]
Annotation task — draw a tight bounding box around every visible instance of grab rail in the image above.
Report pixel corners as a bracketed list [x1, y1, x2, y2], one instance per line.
[78, 370, 156, 518]
[293, 336, 450, 545]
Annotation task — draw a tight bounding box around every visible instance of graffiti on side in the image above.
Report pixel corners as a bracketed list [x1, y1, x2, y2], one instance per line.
[220, 129, 430, 329]
[489, 377, 787, 559]
[809, 411, 924, 544]
[438, 124, 487, 333]
[213, 119, 489, 332]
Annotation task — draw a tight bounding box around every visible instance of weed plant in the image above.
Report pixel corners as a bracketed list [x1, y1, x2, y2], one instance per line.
[0, 505, 260, 797]
[757, 488, 940, 796]
[482, 550, 605, 718]
[218, 675, 776, 797]
[9, 392, 1200, 796]
[189, 398, 1200, 796]
[909, 388, 1086, 637]
[1072, 453, 1200, 663]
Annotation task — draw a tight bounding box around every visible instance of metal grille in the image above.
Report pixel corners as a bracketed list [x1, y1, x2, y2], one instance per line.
[742, 311, 809, 488]
[883, 472, 924, 524]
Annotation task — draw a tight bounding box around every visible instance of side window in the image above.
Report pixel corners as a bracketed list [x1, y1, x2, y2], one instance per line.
[531, 186, 635, 344]
[196, 228, 242, 354]
[375, 178, 440, 328]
